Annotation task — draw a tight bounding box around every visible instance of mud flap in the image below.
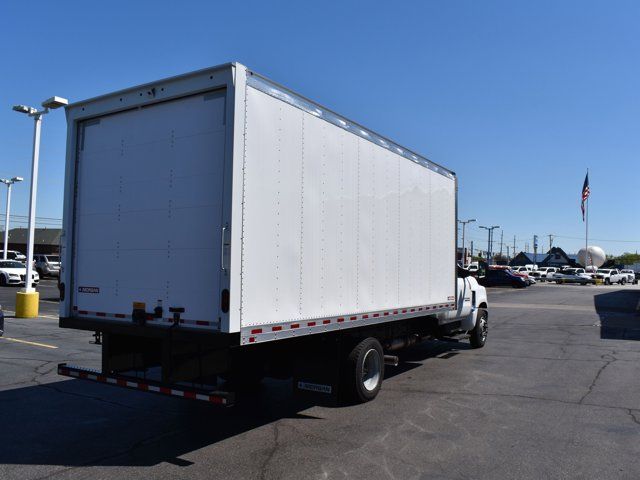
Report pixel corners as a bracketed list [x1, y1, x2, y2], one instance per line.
[292, 335, 342, 406]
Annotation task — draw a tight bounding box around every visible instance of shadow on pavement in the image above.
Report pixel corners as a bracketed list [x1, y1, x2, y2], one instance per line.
[594, 289, 640, 340]
[0, 338, 465, 468]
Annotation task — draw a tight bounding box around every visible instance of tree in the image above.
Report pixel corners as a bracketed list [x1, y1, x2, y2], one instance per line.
[614, 252, 640, 266]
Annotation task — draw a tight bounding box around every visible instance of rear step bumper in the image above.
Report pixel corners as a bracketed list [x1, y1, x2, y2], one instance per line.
[57, 363, 234, 406]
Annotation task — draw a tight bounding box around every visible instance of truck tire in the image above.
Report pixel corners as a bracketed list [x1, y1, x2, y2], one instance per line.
[621, 278, 627, 285]
[605, 278, 610, 285]
[469, 308, 488, 348]
[344, 337, 384, 403]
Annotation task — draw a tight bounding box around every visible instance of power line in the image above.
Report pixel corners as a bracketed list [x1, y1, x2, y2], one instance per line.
[552, 234, 639, 244]
[0, 214, 62, 221]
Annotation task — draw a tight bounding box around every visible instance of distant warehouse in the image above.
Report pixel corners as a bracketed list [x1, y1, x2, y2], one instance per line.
[0, 227, 61, 255]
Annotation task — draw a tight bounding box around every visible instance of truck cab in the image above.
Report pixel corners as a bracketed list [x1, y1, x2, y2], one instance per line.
[438, 276, 488, 346]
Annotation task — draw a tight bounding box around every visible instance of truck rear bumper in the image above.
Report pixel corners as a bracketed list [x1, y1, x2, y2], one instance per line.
[59, 316, 238, 346]
[58, 363, 234, 406]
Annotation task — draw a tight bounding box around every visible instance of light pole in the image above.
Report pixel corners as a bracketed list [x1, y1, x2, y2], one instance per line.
[458, 218, 476, 266]
[1, 177, 24, 260]
[12, 96, 68, 317]
[479, 225, 500, 264]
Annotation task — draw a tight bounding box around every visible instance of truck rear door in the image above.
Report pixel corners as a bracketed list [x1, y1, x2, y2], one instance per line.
[71, 90, 227, 330]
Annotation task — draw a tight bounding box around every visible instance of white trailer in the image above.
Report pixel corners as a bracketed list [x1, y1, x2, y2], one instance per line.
[58, 63, 488, 404]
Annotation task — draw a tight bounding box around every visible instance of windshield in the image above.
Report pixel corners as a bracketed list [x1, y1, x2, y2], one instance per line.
[597, 269, 611, 274]
[45, 256, 60, 262]
[564, 269, 577, 274]
[0, 261, 25, 269]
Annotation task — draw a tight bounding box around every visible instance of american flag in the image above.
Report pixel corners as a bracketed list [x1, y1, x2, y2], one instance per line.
[581, 172, 590, 221]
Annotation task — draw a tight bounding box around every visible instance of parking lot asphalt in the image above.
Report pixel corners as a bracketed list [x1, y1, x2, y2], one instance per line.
[1, 282, 639, 480]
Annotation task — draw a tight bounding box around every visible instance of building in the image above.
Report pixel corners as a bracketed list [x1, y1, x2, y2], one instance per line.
[510, 251, 546, 267]
[539, 247, 579, 267]
[510, 247, 579, 268]
[0, 228, 62, 255]
[456, 247, 471, 266]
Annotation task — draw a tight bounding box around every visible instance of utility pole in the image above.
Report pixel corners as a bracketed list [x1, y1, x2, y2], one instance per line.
[548, 234, 554, 253]
[499, 230, 504, 257]
[470, 240, 474, 258]
[533, 235, 538, 266]
[480, 225, 500, 264]
[506, 245, 510, 260]
[513, 235, 516, 255]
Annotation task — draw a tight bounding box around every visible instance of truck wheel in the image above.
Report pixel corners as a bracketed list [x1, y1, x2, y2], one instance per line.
[605, 278, 610, 285]
[469, 309, 488, 348]
[344, 337, 384, 403]
[556, 280, 562, 285]
[621, 278, 627, 285]
[0, 275, 6, 287]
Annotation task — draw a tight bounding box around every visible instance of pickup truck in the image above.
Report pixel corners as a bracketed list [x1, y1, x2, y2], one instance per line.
[536, 267, 558, 281]
[620, 269, 636, 284]
[593, 269, 626, 285]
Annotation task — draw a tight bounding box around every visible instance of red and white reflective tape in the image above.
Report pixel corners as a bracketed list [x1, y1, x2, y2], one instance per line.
[242, 302, 457, 344]
[72, 306, 217, 327]
[57, 364, 230, 405]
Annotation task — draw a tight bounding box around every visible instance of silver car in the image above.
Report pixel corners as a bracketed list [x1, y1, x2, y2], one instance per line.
[34, 254, 61, 277]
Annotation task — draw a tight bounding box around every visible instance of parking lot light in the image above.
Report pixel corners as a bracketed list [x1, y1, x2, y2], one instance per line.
[1, 177, 24, 260]
[458, 218, 476, 266]
[11, 96, 68, 318]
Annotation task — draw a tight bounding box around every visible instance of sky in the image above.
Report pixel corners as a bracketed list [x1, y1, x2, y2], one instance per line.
[0, 0, 638, 255]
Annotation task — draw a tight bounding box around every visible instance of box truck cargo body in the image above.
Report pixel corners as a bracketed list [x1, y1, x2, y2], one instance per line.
[58, 63, 488, 404]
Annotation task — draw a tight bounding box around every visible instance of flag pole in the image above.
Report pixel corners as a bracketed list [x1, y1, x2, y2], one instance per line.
[585, 168, 589, 269]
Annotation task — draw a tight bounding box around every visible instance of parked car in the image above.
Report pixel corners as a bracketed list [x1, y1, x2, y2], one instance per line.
[34, 254, 61, 277]
[528, 270, 542, 281]
[536, 267, 559, 281]
[593, 268, 626, 285]
[3, 250, 26, 262]
[552, 268, 595, 285]
[511, 266, 532, 274]
[508, 267, 536, 286]
[0, 260, 40, 287]
[620, 269, 636, 284]
[479, 268, 528, 288]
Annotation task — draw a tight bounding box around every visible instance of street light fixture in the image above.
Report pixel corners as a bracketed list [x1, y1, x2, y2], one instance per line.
[1, 176, 24, 260]
[12, 95, 68, 317]
[457, 218, 476, 266]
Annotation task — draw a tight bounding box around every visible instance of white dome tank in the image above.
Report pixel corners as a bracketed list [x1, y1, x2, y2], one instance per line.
[577, 246, 606, 268]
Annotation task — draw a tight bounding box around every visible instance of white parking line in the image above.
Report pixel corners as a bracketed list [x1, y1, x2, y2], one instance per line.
[0, 337, 58, 349]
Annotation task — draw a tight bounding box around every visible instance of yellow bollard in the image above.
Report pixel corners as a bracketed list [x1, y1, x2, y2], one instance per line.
[15, 291, 39, 318]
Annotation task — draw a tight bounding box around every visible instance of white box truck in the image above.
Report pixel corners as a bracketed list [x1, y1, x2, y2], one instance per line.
[58, 63, 488, 404]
